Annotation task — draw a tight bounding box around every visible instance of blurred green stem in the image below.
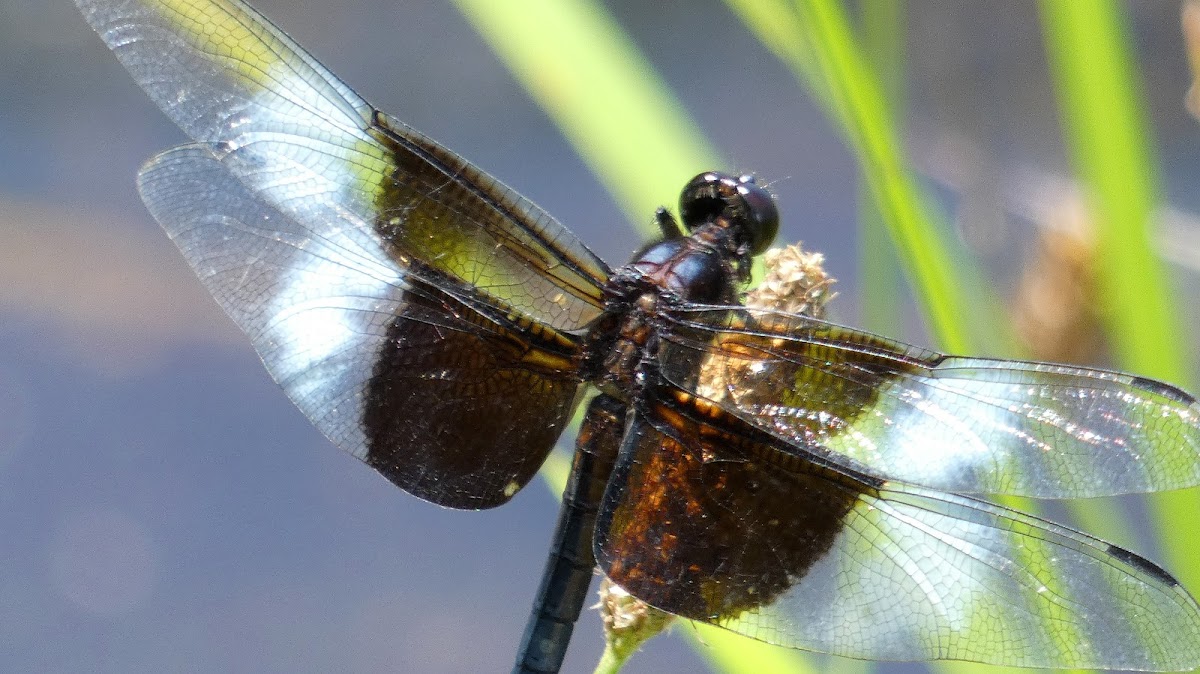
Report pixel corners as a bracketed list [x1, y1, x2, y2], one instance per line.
[857, 0, 905, 337]
[1039, 0, 1198, 582]
[451, 0, 722, 235]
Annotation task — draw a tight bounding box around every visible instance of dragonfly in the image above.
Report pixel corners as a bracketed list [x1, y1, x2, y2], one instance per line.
[75, 0, 1200, 671]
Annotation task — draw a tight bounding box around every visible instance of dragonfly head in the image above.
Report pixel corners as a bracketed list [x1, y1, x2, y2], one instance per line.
[679, 171, 779, 257]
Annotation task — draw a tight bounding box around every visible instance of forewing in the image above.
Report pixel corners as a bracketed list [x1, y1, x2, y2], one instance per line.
[75, 0, 610, 332]
[595, 400, 1200, 670]
[138, 146, 581, 508]
[660, 306, 1200, 498]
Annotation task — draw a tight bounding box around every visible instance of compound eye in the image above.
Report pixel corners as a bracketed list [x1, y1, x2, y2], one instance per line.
[736, 177, 779, 255]
[678, 172, 730, 232]
[678, 171, 780, 255]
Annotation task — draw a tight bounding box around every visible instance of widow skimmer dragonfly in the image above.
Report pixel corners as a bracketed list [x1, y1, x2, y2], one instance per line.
[75, 0, 1200, 671]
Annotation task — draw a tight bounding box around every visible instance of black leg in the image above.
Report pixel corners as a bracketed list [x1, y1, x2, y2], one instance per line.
[654, 206, 685, 239]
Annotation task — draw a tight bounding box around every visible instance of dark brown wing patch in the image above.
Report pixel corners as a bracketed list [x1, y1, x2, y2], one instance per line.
[595, 392, 868, 620]
[363, 281, 581, 509]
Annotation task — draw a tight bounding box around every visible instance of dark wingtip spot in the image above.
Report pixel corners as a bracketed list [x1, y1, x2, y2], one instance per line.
[1130, 375, 1196, 406]
[1107, 544, 1179, 587]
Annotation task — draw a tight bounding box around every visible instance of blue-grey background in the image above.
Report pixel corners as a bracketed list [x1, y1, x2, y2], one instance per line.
[2, 1, 1200, 673]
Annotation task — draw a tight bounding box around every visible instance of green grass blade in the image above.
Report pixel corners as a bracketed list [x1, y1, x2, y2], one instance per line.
[728, 0, 1013, 355]
[449, 0, 723, 236]
[1039, 0, 1200, 615]
[857, 0, 905, 337]
[791, 0, 971, 353]
[1039, 0, 1189, 382]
